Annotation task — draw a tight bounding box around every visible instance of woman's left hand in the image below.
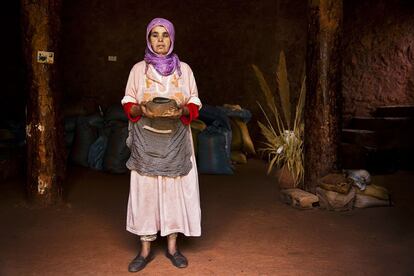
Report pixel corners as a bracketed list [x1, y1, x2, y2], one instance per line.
[168, 107, 183, 119]
[169, 104, 189, 119]
[181, 105, 190, 116]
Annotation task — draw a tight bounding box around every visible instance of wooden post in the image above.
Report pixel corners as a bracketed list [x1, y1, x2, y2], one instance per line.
[304, 0, 343, 192]
[21, 0, 65, 206]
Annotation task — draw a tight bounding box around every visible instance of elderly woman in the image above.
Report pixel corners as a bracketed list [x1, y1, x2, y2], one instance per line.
[121, 18, 202, 272]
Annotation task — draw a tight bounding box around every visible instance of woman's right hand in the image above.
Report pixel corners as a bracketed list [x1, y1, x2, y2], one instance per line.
[130, 104, 142, 117]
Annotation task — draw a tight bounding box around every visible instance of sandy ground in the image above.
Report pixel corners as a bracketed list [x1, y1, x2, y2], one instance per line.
[0, 159, 413, 275]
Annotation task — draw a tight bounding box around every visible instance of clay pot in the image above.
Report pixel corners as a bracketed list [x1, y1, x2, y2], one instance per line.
[275, 165, 296, 189]
[145, 97, 179, 117]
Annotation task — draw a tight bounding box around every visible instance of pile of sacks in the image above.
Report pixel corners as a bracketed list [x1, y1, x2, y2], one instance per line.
[225, 105, 256, 165]
[65, 102, 256, 176]
[316, 170, 391, 211]
[192, 104, 255, 175]
[65, 105, 130, 174]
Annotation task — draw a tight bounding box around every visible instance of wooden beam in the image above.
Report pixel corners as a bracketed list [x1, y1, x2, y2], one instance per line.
[21, 0, 66, 206]
[304, 0, 343, 192]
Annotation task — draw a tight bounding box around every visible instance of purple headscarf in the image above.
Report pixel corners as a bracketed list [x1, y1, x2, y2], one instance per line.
[144, 18, 181, 76]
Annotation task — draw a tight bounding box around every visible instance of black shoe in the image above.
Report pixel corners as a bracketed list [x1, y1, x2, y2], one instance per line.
[166, 251, 188, 268]
[128, 252, 154, 272]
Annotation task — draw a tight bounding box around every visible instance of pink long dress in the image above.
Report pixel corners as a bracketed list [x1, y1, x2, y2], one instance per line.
[121, 61, 202, 237]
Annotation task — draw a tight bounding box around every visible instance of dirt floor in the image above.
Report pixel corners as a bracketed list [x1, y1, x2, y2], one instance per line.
[0, 159, 413, 275]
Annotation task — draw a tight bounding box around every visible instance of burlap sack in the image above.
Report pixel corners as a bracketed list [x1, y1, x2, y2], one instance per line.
[190, 119, 206, 132]
[232, 118, 256, 155]
[356, 184, 389, 200]
[231, 150, 247, 164]
[316, 187, 356, 211]
[354, 194, 390, 208]
[230, 118, 243, 151]
[318, 173, 353, 194]
[280, 188, 319, 209]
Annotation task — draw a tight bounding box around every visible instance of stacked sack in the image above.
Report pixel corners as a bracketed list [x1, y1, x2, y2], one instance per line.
[64, 98, 100, 163]
[66, 104, 130, 174]
[102, 105, 130, 174]
[69, 113, 104, 168]
[196, 104, 256, 174]
[316, 173, 356, 211]
[316, 170, 391, 211]
[197, 105, 233, 175]
[218, 104, 256, 164]
[347, 170, 391, 208]
[190, 119, 206, 157]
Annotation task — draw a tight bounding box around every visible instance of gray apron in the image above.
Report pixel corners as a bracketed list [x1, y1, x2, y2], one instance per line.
[126, 117, 192, 177]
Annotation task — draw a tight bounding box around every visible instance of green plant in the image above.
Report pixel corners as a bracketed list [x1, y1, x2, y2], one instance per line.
[252, 51, 306, 187]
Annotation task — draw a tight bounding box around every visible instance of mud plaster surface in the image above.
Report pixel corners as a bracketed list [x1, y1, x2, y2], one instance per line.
[0, 159, 413, 275]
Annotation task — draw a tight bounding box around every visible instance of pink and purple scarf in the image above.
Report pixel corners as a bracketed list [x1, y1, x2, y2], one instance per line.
[144, 18, 181, 76]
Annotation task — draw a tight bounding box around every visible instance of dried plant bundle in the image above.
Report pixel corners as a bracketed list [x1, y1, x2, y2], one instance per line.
[276, 51, 291, 129]
[253, 51, 306, 187]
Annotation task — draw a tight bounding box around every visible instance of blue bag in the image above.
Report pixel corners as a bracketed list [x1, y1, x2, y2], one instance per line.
[197, 127, 233, 175]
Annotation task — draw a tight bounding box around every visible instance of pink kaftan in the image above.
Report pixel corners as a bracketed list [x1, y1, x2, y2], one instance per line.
[121, 61, 202, 237]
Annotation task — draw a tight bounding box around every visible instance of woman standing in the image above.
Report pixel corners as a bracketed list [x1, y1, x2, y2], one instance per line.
[121, 18, 202, 272]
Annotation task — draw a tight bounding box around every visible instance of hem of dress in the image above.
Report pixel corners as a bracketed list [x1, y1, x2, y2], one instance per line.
[126, 226, 201, 237]
[126, 226, 158, 236]
[160, 230, 201, 238]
